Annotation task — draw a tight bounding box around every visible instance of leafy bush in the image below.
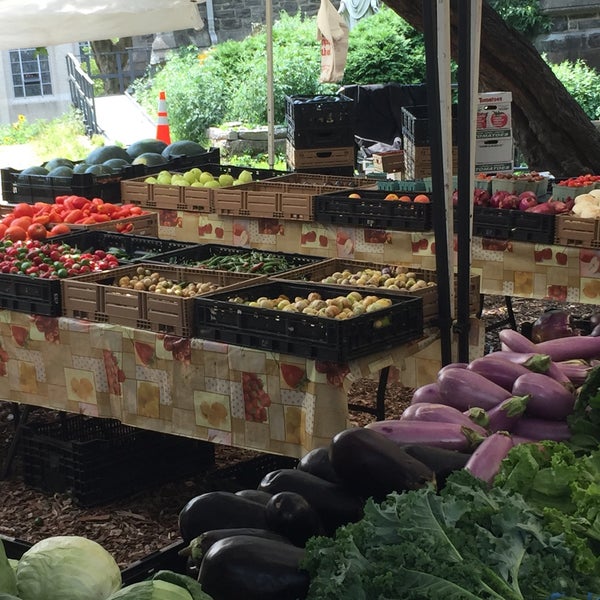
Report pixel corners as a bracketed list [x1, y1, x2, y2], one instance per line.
[488, 0, 552, 37]
[546, 56, 600, 120]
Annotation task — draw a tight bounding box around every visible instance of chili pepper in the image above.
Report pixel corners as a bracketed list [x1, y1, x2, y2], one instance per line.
[249, 261, 264, 272]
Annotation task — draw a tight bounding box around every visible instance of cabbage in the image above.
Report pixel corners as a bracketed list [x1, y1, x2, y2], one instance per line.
[16, 535, 121, 600]
[107, 579, 192, 599]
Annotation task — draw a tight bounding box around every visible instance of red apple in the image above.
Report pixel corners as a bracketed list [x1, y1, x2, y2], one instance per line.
[556, 252, 567, 265]
[215, 227, 224, 239]
[319, 235, 328, 247]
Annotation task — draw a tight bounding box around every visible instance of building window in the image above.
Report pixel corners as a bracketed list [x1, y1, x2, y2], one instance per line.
[9, 48, 52, 98]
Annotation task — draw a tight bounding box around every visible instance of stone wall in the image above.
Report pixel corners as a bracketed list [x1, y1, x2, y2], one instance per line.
[536, 1, 600, 70]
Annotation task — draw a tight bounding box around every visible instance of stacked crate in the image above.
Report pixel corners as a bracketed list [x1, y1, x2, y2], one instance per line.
[401, 105, 458, 180]
[285, 94, 356, 177]
[475, 92, 514, 173]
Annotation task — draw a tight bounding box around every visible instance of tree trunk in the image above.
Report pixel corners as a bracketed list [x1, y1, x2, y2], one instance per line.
[90, 38, 133, 95]
[383, 0, 600, 177]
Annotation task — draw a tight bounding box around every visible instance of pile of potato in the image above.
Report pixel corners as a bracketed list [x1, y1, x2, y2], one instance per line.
[318, 266, 434, 292]
[116, 267, 220, 297]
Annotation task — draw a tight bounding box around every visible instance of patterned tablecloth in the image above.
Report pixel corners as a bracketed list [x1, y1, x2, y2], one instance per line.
[0, 310, 483, 458]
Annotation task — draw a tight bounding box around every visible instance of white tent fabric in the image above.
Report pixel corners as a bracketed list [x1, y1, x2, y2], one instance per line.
[0, 0, 203, 49]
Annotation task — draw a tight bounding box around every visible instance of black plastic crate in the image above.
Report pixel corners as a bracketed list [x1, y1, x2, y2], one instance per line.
[185, 162, 287, 181]
[314, 188, 433, 231]
[147, 244, 327, 275]
[401, 104, 458, 145]
[286, 124, 355, 149]
[472, 206, 555, 243]
[209, 454, 299, 490]
[292, 165, 356, 177]
[285, 94, 355, 130]
[0, 148, 220, 205]
[51, 230, 197, 262]
[194, 280, 423, 361]
[121, 540, 189, 584]
[21, 415, 215, 507]
[1, 533, 31, 560]
[0, 273, 62, 316]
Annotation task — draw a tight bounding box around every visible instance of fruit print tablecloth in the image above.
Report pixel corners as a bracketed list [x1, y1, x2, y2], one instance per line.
[0, 310, 483, 458]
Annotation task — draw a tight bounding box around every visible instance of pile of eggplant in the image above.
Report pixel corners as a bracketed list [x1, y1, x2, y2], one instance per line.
[176, 325, 600, 600]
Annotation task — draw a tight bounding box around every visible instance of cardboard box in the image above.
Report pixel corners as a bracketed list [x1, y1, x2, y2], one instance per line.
[475, 138, 513, 173]
[372, 151, 405, 173]
[476, 91, 512, 139]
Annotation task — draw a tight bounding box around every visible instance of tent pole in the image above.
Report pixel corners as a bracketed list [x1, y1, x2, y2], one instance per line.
[422, 0, 453, 366]
[266, 0, 275, 169]
[456, 0, 482, 362]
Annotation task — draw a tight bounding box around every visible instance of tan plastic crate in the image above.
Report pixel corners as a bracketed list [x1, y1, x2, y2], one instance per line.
[62, 264, 265, 336]
[285, 141, 355, 169]
[272, 258, 480, 325]
[554, 214, 600, 249]
[78, 212, 159, 237]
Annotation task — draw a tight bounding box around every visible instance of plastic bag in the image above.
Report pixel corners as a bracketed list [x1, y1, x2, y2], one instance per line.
[317, 0, 349, 83]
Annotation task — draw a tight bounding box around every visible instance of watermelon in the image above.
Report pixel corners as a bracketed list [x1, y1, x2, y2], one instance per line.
[85, 145, 131, 165]
[126, 138, 168, 160]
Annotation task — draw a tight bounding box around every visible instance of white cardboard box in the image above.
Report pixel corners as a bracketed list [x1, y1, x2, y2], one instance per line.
[475, 137, 513, 173]
[476, 91, 512, 137]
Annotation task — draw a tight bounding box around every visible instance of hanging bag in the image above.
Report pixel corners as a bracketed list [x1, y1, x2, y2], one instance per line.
[317, 0, 349, 83]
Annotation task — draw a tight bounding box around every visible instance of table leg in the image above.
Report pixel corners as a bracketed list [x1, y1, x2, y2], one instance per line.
[0, 404, 31, 479]
[347, 366, 390, 422]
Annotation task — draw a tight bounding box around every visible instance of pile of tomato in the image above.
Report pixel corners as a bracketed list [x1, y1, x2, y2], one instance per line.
[0, 196, 148, 242]
[0, 239, 120, 278]
[556, 174, 600, 187]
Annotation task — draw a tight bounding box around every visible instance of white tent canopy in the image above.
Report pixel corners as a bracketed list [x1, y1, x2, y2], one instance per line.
[0, 0, 203, 50]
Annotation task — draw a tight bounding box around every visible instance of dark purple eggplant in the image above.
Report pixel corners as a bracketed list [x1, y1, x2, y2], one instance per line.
[437, 367, 511, 411]
[265, 491, 323, 547]
[328, 426, 435, 503]
[512, 417, 571, 442]
[535, 335, 600, 362]
[198, 535, 310, 600]
[410, 382, 443, 405]
[512, 372, 576, 421]
[402, 444, 472, 489]
[499, 328, 538, 353]
[465, 431, 514, 486]
[467, 356, 531, 391]
[235, 489, 274, 505]
[401, 402, 488, 436]
[365, 419, 484, 451]
[296, 446, 340, 484]
[178, 491, 267, 543]
[258, 468, 364, 536]
[486, 394, 530, 432]
[530, 309, 575, 343]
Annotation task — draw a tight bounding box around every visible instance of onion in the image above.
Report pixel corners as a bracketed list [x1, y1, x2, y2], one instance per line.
[530, 309, 576, 343]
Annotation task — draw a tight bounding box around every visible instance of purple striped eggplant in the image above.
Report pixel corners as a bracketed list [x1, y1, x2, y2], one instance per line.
[364, 420, 484, 452]
[438, 362, 468, 374]
[410, 382, 443, 405]
[556, 360, 592, 387]
[499, 329, 538, 353]
[465, 431, 514, 486]
[535, 335, 600, 362]
[484, 350, 551, 373]
[467, 356, 531, 391]
[486, 394, 530, 432]
[512, 417, 571, 442]
[465, 407, 490, 429]
[437, 367, 512, 411]
[400, 402, 488, 436]
[512, 372, 576, 421]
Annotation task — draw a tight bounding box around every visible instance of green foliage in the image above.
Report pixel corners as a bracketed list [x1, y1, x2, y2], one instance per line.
[488, 0, 552, 37]
[342, 6, 427, 85]
[546, 56, 600, 120]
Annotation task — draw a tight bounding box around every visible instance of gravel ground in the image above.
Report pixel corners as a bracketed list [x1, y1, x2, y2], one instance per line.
[0, 293, 590, 567]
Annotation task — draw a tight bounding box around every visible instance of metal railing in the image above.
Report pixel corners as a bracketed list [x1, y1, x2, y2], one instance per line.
[66, 53, 99, 137]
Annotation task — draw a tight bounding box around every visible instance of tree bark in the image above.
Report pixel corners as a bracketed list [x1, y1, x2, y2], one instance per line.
[90, 38, 133, 95]
[383, 0, 600, 177]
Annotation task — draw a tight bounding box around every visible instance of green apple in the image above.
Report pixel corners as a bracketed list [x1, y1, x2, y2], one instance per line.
[204, 180, 220, 188]
[190, 181, 204, 187]
[175, 179, 190, 186]
[199, 171, 214, 184]
[238, 169, 253, 184]
[183, 171, 197, 184]
[218, 173, 235, 187]
[232, 179, 243, 186]
[190, 167, 202, 179]
[144, 176, 157, 184]
[156, 173, 172, 185]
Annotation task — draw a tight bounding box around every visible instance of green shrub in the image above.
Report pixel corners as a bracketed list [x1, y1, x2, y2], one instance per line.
[546, 56, 600, 120]
[488, 0, 552, 37]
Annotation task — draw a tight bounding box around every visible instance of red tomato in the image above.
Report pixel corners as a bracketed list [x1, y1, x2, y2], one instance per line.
[26, 223, 47, 241]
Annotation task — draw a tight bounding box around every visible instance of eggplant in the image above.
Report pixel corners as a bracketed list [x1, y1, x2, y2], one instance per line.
[296, 446, 340, 484]
[410, 382, 443, 405]
[258, 468, 364, 536]
[465, 431, 514, 486]
[512, 372, 576, 421]
[437, 367, 511, 411]
[499, 328, 538, 353]
[512, 417, 571, 442]
[365, 419, 484, 452]
[181, 527, 289, 565]
[535, 335, 600, 362]
[328, 426, 435, 502]
[235, 489, 274, 505]
[402, 444, 471, 489]
[265, 491, 323, 546]
[400, 402, 488, 436]
[483, 350, 551, 373]
[556, 359, 592, 387]
[178, 491, 267, 543]
[467, 356, 531, 391]
[438, 362, 469, 373]
[198, 535, 310, 600]
[486, 394, 529, 432]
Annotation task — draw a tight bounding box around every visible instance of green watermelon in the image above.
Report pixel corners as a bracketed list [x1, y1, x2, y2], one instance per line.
[85, 164, 112, 176]
[47, 166, 74, 178]
[103, 158, 131, 172]
[132, 152, 166, 166]
[72, 162, 89, 174]
[17, 165, 48, 180]
[161, 140, 206, 160]
[85, 145, 131, 165]
[126, 138, 168, 160]
[44, 157, 75, 171]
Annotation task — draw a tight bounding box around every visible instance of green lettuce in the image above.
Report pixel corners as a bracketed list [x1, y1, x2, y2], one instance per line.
[302, 470, 600, 599]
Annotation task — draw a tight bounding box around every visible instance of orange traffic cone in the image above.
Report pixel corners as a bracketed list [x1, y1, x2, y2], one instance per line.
[156, 91, 171, 144]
